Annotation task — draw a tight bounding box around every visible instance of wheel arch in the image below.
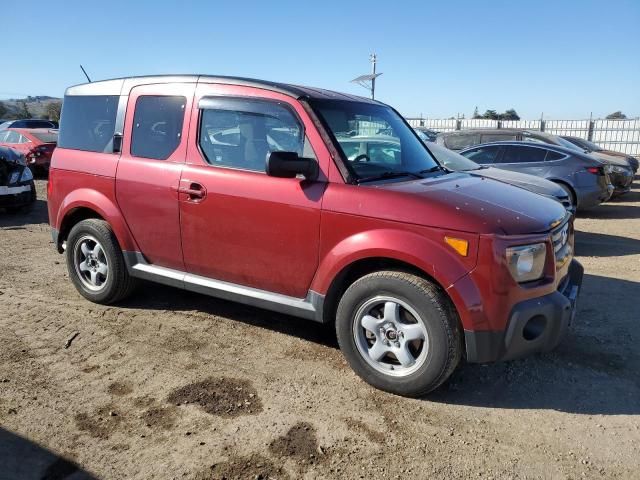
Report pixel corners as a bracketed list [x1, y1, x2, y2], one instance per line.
[55, 189, 138, 254]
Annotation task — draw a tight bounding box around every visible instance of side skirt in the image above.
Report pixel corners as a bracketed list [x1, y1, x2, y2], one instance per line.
[122, 252, 325, 322]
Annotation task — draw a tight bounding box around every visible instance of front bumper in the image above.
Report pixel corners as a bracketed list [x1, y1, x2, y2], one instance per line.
[609, 170, 634, 195]
[465, 259, 584, 363]
[0, 183, 35, 208]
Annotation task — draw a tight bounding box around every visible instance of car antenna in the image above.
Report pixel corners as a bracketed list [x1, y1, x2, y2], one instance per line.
[80, 64, 92, 83]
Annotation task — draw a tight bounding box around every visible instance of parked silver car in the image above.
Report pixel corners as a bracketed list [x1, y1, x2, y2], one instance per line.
[459, 142, 614, 211]
[426, 142, 573, 212]
[438, 129, 634, 195]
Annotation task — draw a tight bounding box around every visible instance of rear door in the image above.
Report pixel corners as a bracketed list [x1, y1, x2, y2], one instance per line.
[495, 145, 549, 175]
[115, 83, 195, 270]
[179, 83, 328, 298]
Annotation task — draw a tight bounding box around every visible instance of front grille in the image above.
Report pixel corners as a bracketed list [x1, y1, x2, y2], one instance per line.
[551, 219, 571, 269]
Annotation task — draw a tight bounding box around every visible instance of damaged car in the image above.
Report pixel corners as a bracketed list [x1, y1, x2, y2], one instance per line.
[0, 146, 36, 212]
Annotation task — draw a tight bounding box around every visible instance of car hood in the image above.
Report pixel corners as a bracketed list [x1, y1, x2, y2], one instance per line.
[377, 172, 567, 235]
[468, 167, 566, 199]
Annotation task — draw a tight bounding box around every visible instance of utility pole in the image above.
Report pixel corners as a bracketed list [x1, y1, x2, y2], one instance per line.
[370, 53, 377, 100]
[351, 53, 383, 100]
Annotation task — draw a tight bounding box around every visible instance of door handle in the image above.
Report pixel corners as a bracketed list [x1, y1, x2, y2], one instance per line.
[175, 182, 206, 201]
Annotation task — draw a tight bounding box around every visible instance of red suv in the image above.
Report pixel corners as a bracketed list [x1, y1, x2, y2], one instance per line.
[48, 75, 583, 397]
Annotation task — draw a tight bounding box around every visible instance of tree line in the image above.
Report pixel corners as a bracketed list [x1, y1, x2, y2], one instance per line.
[0, 100, 62, 122]
[471, 106, 629, 121]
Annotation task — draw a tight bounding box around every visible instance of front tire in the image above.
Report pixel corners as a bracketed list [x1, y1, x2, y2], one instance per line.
[336, 271, 462, 397]
[66, 219, 137, 304]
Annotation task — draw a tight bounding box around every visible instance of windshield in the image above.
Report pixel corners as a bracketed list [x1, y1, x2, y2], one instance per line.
[310, 99, 440, 182]
[427, 142, 482, 171]
[571, 137, 602, 151]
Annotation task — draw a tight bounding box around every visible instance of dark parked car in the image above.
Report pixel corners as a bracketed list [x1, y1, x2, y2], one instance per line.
[459, 142, 613, 210]
[437, 128, 580, 151]
[48, 74, 583, 397]
[561, 136, 638, 174]
[413, 127, 438, 142]
[426, 142, 573, 212]
[0, 146, 36, 212]
[0, 119, 57, 130]
[439, 129, 633, 195]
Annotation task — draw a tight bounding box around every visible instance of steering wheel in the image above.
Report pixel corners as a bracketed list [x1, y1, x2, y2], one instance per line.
[352, 153, 370, 163]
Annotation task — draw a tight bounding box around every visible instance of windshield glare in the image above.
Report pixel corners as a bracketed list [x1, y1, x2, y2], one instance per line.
[427, 142, 482, 171]
[310, 99, 440, 181]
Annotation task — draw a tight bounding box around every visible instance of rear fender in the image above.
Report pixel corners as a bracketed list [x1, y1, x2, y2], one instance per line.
[56, 188, 138, 252]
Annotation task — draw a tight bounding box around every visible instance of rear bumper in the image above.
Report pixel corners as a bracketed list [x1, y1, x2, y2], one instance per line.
[465, 259, 584, 363]
[576, 184, 612, 209]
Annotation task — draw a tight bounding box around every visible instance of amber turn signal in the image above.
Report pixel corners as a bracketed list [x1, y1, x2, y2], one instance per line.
[444, 237, 469, 257]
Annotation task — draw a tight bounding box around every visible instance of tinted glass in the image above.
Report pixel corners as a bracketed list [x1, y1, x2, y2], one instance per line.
[310, 99, 439, 181]
[481, 133, 517, 143]
[500, 146, 547, 163]
[58, 95, 119, 152]
[30, 131, 58, 143]
[445, 134, 479, 150]
[428, 142, 481, 170]
[4, 131, 21, 143]
[461, 146, 500, 164]
[199, 97, 305, 172]
[131, 96, 186, 160]
[545, 150, 565, 161]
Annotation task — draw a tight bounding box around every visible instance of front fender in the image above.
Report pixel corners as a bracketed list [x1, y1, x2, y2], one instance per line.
[57, 188, 138, 252]
[310, 228, 478, 295]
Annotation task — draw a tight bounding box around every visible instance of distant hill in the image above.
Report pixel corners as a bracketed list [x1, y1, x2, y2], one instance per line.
[0, 96, 62, 120]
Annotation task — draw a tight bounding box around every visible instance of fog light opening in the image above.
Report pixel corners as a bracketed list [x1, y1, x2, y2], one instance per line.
[522, 315, 546, 341]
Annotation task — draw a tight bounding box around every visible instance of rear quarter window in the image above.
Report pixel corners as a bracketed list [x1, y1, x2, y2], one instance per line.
[58, 95, 119, 152]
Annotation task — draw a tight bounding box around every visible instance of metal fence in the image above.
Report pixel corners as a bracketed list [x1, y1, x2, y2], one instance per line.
[406, 117, 640, 158]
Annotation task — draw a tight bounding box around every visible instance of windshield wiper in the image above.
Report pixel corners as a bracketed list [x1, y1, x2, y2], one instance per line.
[355, 171, 424, 184]
[418, 165, 446, 174]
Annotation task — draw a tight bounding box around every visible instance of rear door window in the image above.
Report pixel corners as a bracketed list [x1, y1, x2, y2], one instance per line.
[58, 95, 119, 152]
[131, 96, 186, 160]
[480, 133, 517, 143]
[445, 134, 479, 150]
[461, 146, 500, 164]
[499, 146, 547, 163]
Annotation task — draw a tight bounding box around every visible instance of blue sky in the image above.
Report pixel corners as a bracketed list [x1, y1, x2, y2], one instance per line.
[2, 0, 638, 119]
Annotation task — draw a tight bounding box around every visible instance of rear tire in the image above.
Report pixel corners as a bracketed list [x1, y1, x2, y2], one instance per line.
[66, 219, 137, 304]
[335, 271, 462, 397]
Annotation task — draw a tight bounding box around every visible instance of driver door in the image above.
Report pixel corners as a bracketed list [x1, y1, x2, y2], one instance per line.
[179, 83, 329, 298]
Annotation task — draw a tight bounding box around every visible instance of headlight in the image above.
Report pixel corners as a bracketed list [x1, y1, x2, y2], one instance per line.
[9, 171, 21, 184]
[611, 166, 625, 173]
[506, 243, 546, 283]
[21, 167, 33, 182]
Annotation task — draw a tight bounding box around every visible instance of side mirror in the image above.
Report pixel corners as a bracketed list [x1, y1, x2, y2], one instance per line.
[266, 151, 319, 181]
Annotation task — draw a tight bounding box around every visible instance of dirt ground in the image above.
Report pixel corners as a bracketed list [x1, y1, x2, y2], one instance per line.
[1, 179, 639, 480]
